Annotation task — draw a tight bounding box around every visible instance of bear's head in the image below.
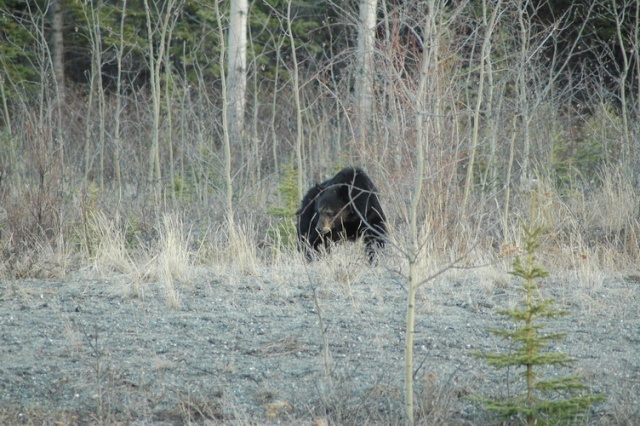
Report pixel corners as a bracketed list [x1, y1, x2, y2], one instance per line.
[314, 185, 355, 235]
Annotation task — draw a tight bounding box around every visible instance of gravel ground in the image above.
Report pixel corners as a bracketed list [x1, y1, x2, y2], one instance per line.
[0, 257, 639, 425]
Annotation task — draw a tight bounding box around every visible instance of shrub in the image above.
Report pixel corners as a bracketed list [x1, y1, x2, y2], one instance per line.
[267, 162, 299, 250]
[474, 225, 605, 425]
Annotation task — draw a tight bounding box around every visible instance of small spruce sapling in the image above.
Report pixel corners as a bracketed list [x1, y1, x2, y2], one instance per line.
[474, 225, 604, 425]
[267, 162, 299, 250]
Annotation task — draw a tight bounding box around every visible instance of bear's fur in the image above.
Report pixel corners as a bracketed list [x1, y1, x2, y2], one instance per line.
[296, 167, 386, 262]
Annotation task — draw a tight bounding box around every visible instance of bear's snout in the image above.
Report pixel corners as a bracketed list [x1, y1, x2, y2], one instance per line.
[317, 218, 333, 234]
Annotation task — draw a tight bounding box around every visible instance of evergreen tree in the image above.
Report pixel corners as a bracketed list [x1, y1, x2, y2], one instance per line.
[475, 225, 605, 425]
[267, 162, 299, 250]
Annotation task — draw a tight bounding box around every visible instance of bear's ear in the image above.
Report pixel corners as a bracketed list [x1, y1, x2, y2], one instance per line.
[315, 184, 328, 201]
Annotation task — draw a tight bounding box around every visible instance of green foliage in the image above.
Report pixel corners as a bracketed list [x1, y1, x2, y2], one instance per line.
[0, 0, 333, 89]
[124, 217, 145, 251]
[552, 133, 604, 189]
[552, 104, 626, 189]
[0, 0, 42, 96]
[474, 224, 605, 425]
[171, 174, 195, 201]
[267, 163, 299, 250]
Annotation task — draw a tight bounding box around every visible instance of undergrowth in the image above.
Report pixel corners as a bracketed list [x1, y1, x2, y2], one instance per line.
[267, 162, 299, 251]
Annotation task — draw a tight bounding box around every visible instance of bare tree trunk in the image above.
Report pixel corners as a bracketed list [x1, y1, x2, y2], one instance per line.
[215, 0, 234, 222]
[49, 0, 65, 180]
[164, 26, 176, 203]
[634, 0, 640, 183]
[92, 2, 106, 191]
[286, 0, 304, 200]
[143, 0, 177, 207]
[516, 0, 531, 188]
[485, 40, 497, 195]
[81, 0, 101, 186]
[81, 0, 107, 189]
[461, 0, 502, 217]
[83, 60, 95, 183]
[50, 0, 65, 105]
[0, 74, 11, 136]
[355, 0, 378, 148]
[271, 54, 281, 176]
[503, 115, 518, 239]
[612, 3, 631, 172]
[227, 0, 248, 145]
[405, 3, 439, 422]
[113, 0, 128, 198]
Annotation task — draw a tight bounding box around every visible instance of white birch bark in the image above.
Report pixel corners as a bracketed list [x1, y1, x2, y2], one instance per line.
[355, 0, 378, 146]
[227, 0, 248, 144]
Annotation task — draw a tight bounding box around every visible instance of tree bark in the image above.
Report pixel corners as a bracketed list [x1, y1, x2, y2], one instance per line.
[355, 0, 378, 148]
[215, 0, 235, 222]
[50, 0, 65, 104]
[49, 0, 65, 174]
[227, 0, 248, 145]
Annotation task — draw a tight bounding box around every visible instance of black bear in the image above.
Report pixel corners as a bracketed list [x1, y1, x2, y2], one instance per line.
[296, 167, 387, 262]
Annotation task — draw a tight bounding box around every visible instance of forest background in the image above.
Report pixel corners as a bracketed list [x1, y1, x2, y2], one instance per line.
[1, 0, 639, 424]
[1, 0, 640, 274]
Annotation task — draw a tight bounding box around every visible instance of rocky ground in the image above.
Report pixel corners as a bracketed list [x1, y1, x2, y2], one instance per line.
[0, 255, 639, 425]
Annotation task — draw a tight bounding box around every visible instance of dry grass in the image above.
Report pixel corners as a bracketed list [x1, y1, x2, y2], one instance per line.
[226, 218, 260, 276]
[155, 213, 196, 285]
[1, 171, 635, 305]
[83, 212, 202, 306]
[0, 405, 81, 426]
[86, 212, 146, 298]
[198, 217, 261, 278]
[88, 212, 137, 275]
[151, 213, 196, 308]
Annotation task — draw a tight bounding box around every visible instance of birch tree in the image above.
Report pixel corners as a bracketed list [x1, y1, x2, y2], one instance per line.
[355, 0, 378, 147]
[143, 0, 178, 204]
[461, 0, 502, 217]
[215, 0, 234, 221]
[227, 0, 248, 145]
[49, 0, 65, 174]
[49, 0, 64, 105]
